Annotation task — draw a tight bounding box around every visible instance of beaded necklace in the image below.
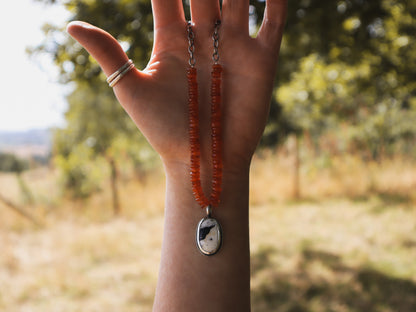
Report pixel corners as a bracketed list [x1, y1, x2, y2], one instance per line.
[187, 21, 223, 256]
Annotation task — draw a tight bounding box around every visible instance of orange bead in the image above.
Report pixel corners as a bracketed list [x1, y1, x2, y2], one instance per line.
[187, 65, 223, 209]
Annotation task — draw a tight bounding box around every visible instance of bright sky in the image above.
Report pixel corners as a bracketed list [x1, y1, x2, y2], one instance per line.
[0, 0, 70, 131]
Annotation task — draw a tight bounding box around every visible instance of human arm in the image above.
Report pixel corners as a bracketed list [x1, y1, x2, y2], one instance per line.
[67, 0, 287, 310]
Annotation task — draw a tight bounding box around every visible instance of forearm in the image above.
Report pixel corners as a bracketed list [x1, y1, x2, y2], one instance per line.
[153, 162, 251, 312]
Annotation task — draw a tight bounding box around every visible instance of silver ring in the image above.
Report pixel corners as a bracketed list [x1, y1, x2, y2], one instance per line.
[106, 59, 135, 87]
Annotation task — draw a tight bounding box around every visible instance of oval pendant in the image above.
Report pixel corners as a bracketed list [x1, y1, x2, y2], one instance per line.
[196, 217, 222, 256]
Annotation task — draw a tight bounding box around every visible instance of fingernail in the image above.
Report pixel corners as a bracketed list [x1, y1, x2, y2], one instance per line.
[67, 21, 96, 31]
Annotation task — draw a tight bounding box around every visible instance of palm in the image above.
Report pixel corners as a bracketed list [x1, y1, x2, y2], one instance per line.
[114, 24, 278, 170]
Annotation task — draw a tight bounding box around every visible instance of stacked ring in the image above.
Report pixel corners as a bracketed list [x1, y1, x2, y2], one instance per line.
[106, 59, 135, 87]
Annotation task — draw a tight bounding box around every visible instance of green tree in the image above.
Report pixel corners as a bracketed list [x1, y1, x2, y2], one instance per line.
[0, 153, 28, 174]
[264, 0, 415, 195]
[52, 81, 156, 214]
[275, 0, 416, 157]
[259, 0, 416, 152]
[0, 153, 35, 205]
[0, 153, 40, 225]
[32, 0, 156, 214]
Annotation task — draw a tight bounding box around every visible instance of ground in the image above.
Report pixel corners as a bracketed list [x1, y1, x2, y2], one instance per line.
[1, 153, 415, 311]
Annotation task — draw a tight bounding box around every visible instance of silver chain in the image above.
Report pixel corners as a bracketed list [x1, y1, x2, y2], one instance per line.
[212, 20, 221, 64]
[187, 20, 221, 66]
[187, 21, 196, 67]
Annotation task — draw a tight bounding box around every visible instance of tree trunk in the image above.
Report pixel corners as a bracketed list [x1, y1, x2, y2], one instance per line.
[109, 157, 121, 216]
[293, 134, 301, 199]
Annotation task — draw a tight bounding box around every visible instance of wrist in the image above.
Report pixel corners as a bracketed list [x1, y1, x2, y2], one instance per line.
[162, 158, 250, 221]
[162, 157, 251, 184]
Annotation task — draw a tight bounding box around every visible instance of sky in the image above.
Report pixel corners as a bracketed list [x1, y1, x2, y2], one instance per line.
[0, 0, 70, 132]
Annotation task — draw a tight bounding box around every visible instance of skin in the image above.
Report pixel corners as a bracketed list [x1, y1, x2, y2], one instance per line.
[67, 0, 287, 311]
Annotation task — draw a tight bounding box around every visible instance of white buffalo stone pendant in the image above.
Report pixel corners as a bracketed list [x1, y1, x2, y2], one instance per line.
[196, 206, 222, 256]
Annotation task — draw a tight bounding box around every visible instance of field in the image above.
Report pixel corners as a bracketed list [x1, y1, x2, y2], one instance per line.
[1, 151, 416, 311]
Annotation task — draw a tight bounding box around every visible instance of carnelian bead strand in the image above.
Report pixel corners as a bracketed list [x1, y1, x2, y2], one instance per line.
[188, 67, 210, 207]
[187, 63, 223, 209]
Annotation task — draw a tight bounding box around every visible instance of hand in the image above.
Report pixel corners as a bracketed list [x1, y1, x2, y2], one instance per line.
[67, 0, 287, 174]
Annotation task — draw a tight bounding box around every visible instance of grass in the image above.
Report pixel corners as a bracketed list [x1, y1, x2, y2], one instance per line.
[250, 198, 416, 312]
[0, 152, 415, 311]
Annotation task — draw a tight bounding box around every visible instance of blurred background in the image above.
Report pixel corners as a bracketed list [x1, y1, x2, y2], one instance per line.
[1, 0, 415, 311]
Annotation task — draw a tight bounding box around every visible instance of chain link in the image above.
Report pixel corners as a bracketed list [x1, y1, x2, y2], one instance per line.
[187, 21, 196, 67]
[212, 20, 221, 63]
[188, 20, 221, 66]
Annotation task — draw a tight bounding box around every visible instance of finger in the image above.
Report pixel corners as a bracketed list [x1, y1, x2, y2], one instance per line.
[256, 0, 288, 53]
[222, 0, 249, 31]
[151, 0, 185, 30]
[190, 0, 221, 25]
[66, 21, 142, 88]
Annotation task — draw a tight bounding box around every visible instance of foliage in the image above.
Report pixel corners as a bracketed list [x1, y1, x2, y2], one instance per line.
[52, 82, 157, 198]
[0, 153, 35, 205]
[276, 54, 371, 136]
[272, 0, 416, 158]
[0, 153, 29, 174]
[54, 138, 106, 198]
[32, 0, 157, 201]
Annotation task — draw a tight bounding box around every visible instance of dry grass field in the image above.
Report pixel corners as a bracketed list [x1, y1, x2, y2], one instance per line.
[1, 152, 416, 311]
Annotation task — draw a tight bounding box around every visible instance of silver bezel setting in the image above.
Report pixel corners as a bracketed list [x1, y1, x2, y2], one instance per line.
[196, 217, 222, 256]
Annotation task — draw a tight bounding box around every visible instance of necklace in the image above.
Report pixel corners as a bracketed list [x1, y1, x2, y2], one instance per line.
[187, 20, 223, 256]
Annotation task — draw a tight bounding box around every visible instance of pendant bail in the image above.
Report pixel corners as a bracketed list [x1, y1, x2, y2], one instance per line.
[206, 205, 212, 217]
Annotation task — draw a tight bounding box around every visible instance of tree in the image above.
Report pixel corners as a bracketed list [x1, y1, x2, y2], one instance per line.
[266, 0, 416, 195]
[0, 153, 35, 204]
[32, 0, 156, 215]
[0, 153, 40, 225]
[258, 0, 416, 152]
[275, 0, 416, 157]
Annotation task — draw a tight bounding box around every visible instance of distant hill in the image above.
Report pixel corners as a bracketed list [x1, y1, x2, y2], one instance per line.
[0, 129, 52, 158]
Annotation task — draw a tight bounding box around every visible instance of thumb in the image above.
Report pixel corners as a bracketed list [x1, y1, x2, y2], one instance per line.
[66, 21, 139, 84]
